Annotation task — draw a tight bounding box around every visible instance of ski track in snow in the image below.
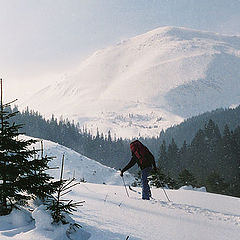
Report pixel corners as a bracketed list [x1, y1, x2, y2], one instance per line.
[150, 199, 240, 226]
[69, 183, 240, 240]
[121, 186, 240, 227]
[76, 183, 240, 228]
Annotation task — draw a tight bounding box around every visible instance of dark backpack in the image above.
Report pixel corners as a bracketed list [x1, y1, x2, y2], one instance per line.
[130, 140, 154, 168]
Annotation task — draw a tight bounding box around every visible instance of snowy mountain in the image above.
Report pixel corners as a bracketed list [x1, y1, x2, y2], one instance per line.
[22, 26, 240, 138]
[22, 135, 134, 186]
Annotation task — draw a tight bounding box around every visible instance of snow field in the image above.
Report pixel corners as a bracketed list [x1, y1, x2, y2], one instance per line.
[67, 183, 240, 240]
[0, 137, 239, 239]
[0, 183, 239, 240]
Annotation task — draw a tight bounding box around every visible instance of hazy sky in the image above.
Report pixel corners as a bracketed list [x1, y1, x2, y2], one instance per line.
[1, 0, 240, 101]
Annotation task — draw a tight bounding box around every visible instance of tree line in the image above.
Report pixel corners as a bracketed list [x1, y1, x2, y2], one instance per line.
[157, 106, 240, 146]
[9, 106, 240, 198]
[10, 107, 132, 170]
[157, 119, 240, 197]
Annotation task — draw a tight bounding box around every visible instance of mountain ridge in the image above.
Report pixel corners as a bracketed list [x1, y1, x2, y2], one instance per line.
[21, 26, 240, 138]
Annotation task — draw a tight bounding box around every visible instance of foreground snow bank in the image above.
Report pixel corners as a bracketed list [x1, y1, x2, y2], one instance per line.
[0, 205, 91, 240]
[32, 205, 91, 240]
[0, 183, 239, 240]
[179, 185, 207, 192]
[0, 207, 33, 231]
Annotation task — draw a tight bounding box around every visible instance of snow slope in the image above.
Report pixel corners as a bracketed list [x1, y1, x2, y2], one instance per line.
[22, 135, 134, 186]
[22, 26, 240, 138]
[0, 137, 239, 239]
[0, 183, 239, 240]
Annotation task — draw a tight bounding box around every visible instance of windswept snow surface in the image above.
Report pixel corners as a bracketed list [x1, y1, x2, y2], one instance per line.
[21, 26, 240, 138]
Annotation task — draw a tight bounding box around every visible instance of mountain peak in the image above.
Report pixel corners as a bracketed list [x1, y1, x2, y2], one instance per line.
[22, 26, 240, 138]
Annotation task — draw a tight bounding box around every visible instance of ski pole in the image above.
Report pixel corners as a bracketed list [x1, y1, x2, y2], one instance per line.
[159, 180, 170, 202]
[122, 176, 129, 197]
[120, 169, 129, 197]
[161, 187, 170, 202]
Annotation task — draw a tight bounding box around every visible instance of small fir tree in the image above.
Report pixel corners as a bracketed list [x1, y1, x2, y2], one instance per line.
[46, 154, 84, 225]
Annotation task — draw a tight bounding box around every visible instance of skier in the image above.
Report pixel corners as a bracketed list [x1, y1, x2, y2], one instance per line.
[120, 140, 157, 200]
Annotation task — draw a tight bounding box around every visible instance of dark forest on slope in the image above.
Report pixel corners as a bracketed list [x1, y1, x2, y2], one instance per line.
[10, 105, 240, 197]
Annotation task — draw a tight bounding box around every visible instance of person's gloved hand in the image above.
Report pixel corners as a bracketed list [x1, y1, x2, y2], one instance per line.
[120, 171, 123, 177]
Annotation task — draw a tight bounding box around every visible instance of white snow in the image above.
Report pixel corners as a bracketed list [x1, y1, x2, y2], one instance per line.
[0, 137, 239, 239]
[1, 183, 239, 240]
[179, 185, 207, 192]
[20, 26, 240, 138]
[22, 135, 134, 186]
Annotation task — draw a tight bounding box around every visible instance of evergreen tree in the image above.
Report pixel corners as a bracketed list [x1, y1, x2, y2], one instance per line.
[0, 80, 37, 215]
[231, 126, 240, 197]
[190, 129, 207, 181]
[167, 138, 179, 177]
[178, 169, 197, 187]
[164, 174, 178, 189]
[24, 141, 60, 201]
[220, 125, 235, 180]
[158, 140, 167, 171]
[206, 172, 229, 195]
[46, 155, 84, 225]
[149, 166, 166, 188]
[179, 140, 188, 170]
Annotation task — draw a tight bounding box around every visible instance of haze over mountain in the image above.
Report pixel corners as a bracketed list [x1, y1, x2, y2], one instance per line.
[3, 0, 240, 101]
[22, 26, 240, 138]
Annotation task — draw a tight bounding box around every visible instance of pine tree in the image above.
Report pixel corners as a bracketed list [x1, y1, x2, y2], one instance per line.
[179, 140, 188, 170]
[0, 79, 37, 215]
[158, 140, 168, 171]
[230, 126, 240, 197]
[190, 129, 207, 181]
[46, 155, 84, 225]
[204, 119, 222, 170]
[149, 166, 166, 188]
[206, 172, 229, 195]
[178, 169, 197, 187]
[24, 141, 60, 201]
[167, 138, 179, 177]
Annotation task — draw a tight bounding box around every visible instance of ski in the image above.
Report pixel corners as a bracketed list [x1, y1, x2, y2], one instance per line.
[129, 186, 158, 200]
[128, 186, 141, 195]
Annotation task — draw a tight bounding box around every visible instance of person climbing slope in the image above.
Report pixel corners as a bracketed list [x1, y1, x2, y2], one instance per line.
[120, 140, 157, 200]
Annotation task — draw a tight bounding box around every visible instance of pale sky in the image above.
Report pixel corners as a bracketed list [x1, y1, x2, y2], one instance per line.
[1, 0, 240, 101]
